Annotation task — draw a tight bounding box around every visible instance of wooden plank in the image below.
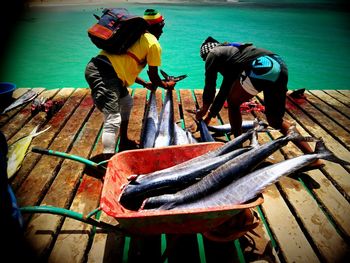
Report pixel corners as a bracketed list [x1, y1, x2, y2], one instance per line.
[308, 90, 350, 122]
[173, 89, 181, 124]
[304, 91, 350, 134]
[257, 93, 350, 197]
[7, 89, 60, 145]
[47, 107, 103, 262]
[0, 87, 29, 127]
[179, 89, 198, 138]
[15, 89, 89, 207]
[263, 127, 350, 262]
[49, 176, 103, 262]
[1, 87, 46, 140]
[10, 88, 75, 191]
[128, 88, 147, 145]
[86, 138, 125, 263]
[287, 93, 350, 150]
[254, 96, 350, 239]
[261, 183, 320, 262]
[322, 90, 350, 108]
[87, 211, 124, 263]
[337, 89, 350, 99]
[23, 94, 96, 259]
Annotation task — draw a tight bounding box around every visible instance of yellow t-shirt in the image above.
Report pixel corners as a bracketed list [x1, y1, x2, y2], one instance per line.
[100, 32, 162, 87]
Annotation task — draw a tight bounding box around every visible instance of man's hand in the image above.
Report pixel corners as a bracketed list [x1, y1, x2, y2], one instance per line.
[195, 108, 207, 120]
[196, 103, 211, 121]
[164, 80, 176, 90]
[144, 81, 157, 91]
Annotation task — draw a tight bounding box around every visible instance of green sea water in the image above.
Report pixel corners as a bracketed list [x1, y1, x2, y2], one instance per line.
[0, 1, 349, 90]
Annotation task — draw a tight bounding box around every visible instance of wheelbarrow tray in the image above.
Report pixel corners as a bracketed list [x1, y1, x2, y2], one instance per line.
[100, 142, 263, 235]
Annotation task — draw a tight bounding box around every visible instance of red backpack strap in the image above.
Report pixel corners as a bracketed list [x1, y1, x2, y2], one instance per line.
[126, 51, 146, 66]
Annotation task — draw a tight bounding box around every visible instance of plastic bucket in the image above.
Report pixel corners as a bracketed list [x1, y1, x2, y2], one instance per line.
[0, 82, 16, 103]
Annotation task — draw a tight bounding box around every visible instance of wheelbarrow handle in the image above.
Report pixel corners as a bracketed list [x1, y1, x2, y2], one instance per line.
[20, 206, 122, 234]
[31, 146, 105, 170]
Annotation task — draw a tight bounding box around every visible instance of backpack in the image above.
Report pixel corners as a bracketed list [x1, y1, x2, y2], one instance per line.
[223, 42, 253, 50]
[87, 8, 149, 54]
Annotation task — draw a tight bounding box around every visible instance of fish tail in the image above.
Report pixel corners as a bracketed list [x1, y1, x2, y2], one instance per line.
[315, 139, 350, 165]
[250, 130, 259, 148]
[286, 125, 315, 143]
[9, 125, 50, 146]
[253, 118, 268, 132]
[30, 125, 51, 138]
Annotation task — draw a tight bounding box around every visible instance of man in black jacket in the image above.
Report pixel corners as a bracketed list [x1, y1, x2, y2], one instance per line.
[196, 37, 322, 166]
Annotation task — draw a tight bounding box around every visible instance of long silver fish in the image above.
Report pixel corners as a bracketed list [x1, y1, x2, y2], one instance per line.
[174, 122, 197, 145]
[208, 120, 268, 134]
[127, 122, 266, 183]
[198, 119, 215, 142]
[141, 125, 315, 209]
[2, 90, 38, 114]
[154, 89, 175, 147]
[119, 142, 255, 210]
[140, 90, 158, 148]
[159, 140, 350, 210]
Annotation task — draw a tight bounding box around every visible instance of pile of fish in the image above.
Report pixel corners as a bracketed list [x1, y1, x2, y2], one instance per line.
[120, 125, 350, 212]
[140, 89, 197, 148]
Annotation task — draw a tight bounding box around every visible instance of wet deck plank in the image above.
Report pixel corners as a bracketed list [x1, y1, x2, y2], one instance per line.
[2, 87, 350, 263]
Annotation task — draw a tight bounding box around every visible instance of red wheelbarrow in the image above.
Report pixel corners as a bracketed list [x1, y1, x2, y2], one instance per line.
[22, 142, 263, 239]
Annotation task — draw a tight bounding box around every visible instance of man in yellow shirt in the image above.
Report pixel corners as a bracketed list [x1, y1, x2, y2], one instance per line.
[85, 9, 175, 155]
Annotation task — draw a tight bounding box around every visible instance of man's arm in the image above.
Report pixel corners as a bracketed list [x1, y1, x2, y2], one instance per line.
[148, 66, 175, 89]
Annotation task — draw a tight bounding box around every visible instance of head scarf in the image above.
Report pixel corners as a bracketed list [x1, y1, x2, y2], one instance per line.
[143, 9, 164, 26]
[200, 36, 220, 60]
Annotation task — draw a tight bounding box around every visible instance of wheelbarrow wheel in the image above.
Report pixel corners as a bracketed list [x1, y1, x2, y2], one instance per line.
[202, 208, 260, 242]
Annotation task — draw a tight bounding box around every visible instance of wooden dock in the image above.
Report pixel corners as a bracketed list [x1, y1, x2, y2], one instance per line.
[2, 87, 350, 262]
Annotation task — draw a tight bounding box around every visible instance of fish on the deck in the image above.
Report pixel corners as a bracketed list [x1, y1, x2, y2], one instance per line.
[2, 90, 38, 114]
[140, 90, 159, 148]
[208, 120, 268, 135]
[162, 140, 350, 210]
[141, 125, 315, 209]
[198, 119, 215, 142]
[174, 122, 198, 145]
[154, 89, 175, 147]
[7, 125, 50, 179]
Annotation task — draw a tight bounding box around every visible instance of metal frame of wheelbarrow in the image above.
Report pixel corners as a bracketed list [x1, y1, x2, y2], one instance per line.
[22, 143, 263, 237]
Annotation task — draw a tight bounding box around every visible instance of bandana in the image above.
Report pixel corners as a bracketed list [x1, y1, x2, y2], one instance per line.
[200, 37, 220, 60]
[143, 9, 164, 25]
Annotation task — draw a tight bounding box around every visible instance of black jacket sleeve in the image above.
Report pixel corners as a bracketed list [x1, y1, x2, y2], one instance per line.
[202, 53, 219, 106]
